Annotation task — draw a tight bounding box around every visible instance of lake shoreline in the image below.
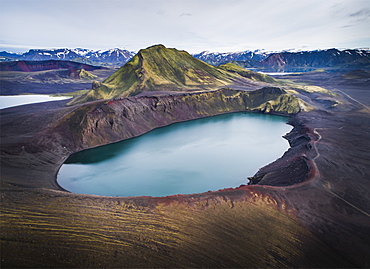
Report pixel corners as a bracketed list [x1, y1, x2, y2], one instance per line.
[1, 87, 306, 192]
[57, 112, 292, 197]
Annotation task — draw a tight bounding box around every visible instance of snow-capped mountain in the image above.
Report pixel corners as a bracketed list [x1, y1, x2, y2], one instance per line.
[192, 48, 370, 70]
[1, 47, 369, 70]
[258, 48, 370, 71]
[192, 50, 270, 65]
[0, 48, 136, 66]
[88, 49, 135, 63]
[21, 48, 88, 61]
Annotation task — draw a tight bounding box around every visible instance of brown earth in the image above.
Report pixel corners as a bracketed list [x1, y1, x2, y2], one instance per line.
[1, 72, 370, 268]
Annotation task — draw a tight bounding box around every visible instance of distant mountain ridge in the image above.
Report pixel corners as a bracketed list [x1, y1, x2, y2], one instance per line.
[0, 48, 135, 66]
[1, 47, 369, 71]
[257, 49, 370, 71]
[194, 48, 370, 71]
[192, 50, 270, 66]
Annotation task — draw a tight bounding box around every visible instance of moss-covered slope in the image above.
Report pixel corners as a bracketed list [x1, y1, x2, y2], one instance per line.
[218, 63, 278, 83]
[77, 69, 98, 80]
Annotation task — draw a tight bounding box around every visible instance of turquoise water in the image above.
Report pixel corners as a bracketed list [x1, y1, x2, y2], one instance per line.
[57, 112, 292, 197]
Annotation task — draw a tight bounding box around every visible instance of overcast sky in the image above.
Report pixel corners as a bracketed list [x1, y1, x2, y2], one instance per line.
[1, 0, 369, 53]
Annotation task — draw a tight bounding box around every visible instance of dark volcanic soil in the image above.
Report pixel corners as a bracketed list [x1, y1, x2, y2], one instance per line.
[0, 68, 116, 95]
[1, 72, 370, 268]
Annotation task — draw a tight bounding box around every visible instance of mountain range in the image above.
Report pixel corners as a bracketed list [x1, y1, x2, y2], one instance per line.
[192, 50, 270, 65]
[1, 47, 369, 71]
[0, 48, 135, 67]
[255, 49, 370, 71]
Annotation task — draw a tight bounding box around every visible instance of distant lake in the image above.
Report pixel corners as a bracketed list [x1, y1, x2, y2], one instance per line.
[0, 95, 71, 109]
[58, 112, 292, 197]
[259, 72, 299, 76]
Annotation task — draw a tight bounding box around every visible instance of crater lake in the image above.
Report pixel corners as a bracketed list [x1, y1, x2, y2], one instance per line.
[57, 112, 292, 197]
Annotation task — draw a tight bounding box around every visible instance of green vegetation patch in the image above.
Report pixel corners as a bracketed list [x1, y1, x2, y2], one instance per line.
[278, 78, 336, 97]
[218, 63, 278, 83]
[294, 85, 336, 96]
[78, 69, 98, 80]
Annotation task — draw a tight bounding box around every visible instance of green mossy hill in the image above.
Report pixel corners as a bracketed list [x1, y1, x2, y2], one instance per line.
[69, 45, 243, 105]
[78, 69, 98, 80]
[218, 63, 278, 83]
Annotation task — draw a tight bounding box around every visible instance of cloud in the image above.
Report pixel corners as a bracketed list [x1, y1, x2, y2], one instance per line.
[349, 8, 370, 22]
[1, 0, 370, 52]
[349, 8, 370, 17]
